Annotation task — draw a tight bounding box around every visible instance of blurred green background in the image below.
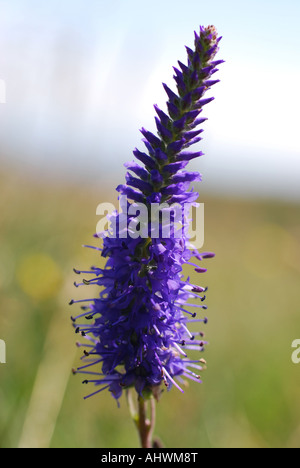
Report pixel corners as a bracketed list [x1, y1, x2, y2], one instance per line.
[0, 168, 299, 448]
[1, 0, 300, 449]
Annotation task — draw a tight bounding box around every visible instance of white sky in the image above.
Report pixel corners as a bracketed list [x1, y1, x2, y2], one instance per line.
[0, 0, 299, 199]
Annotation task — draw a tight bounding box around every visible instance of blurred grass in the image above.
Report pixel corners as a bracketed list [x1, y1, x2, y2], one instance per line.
[0, 168, 300, 448]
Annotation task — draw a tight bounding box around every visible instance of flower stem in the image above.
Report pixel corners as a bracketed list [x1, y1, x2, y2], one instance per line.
[148, 397, 156, 445]
[137, 396, 153, 448]
[126, 389, 158, 448]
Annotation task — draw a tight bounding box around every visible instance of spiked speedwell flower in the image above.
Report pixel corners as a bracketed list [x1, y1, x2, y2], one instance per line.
[71, 26, 222, 401]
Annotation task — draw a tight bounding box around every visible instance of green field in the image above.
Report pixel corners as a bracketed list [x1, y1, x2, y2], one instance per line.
[1, 168, 300, 448]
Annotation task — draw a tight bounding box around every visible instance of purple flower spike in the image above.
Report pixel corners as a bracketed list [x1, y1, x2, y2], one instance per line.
[71, 25, 222, 402]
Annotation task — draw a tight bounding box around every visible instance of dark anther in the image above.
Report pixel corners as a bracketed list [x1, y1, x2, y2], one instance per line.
[199, 342, 204, 347]
[202, 305, 208, 310]
[82, 380, 89, 384]
[83, 350, 90, 356]
[192, 312, 197, 318]
[69, 300, 74, 305]
[73, 268, 81, 275]
[72, 368, 77, 375]
[191, 336, 195, 341]
[70, 316, 75, 322]
[85, 315, 93, 320]
[181, 340, 186, 346]
[201, 295, 206, 302]
[75, 327, 80, 334]
[81, 331, 86, 337]
[192, 287, 203, 293]
[204, 317, 208, 324]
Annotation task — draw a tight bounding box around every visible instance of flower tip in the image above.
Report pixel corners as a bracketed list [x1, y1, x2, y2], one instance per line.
[185, 45, 194, 58]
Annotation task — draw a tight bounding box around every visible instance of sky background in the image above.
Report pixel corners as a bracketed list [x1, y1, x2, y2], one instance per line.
[0, 0, 299, 199]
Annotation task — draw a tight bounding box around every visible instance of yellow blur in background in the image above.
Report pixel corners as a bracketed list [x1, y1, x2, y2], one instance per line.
[16, 253, 62, 301]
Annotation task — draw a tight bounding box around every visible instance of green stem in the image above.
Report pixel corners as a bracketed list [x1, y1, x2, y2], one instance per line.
[148, 397, 156, 445]
[126, 389, 156, 448]
[137, 396, 152, 449]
